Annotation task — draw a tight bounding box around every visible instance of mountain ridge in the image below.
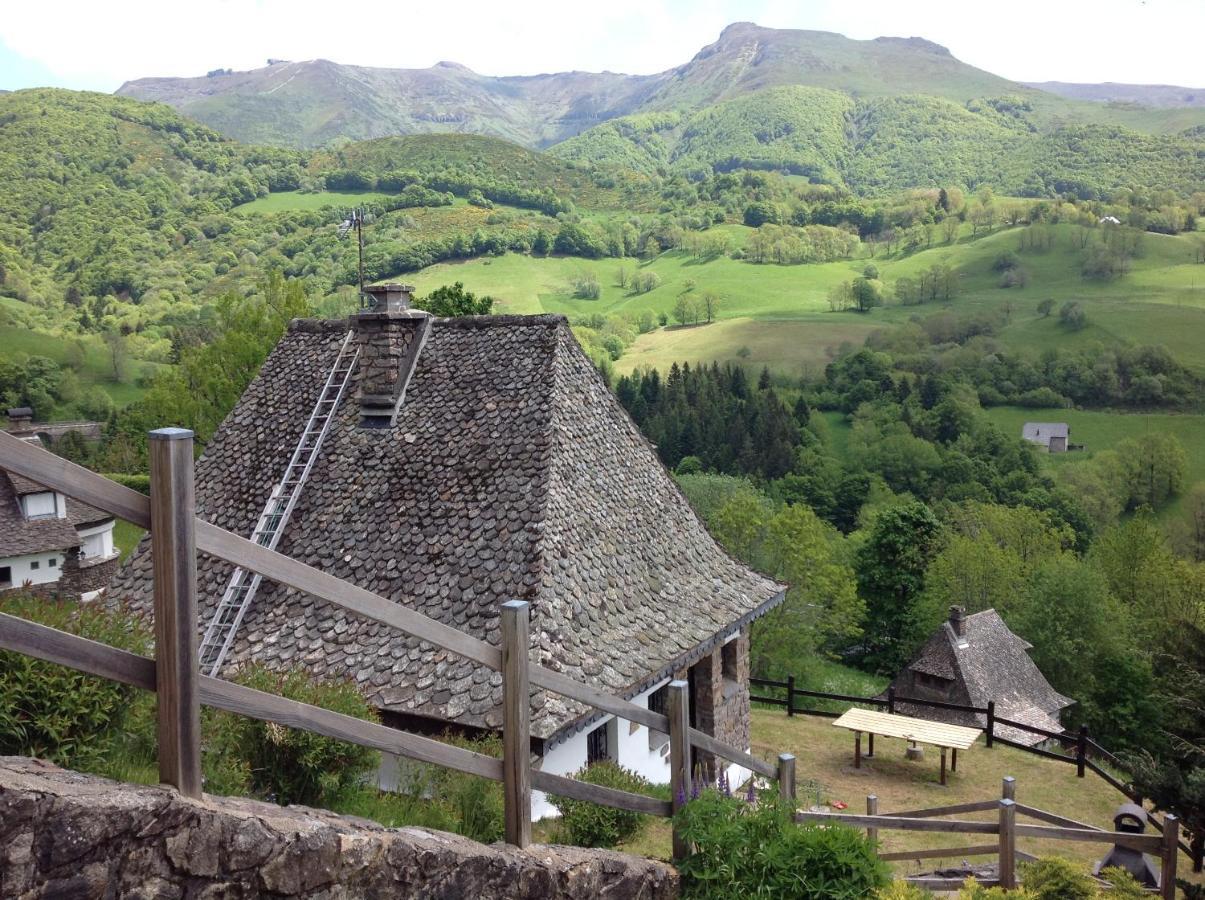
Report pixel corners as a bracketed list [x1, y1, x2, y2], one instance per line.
[117, 22, 1198, 149]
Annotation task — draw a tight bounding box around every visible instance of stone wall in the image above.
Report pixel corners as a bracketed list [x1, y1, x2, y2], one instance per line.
[688, 626, 751, 780]
[0, 757, 678, 899]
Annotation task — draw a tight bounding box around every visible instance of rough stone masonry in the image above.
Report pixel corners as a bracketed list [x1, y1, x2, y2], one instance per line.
[0, 757, 678, 899]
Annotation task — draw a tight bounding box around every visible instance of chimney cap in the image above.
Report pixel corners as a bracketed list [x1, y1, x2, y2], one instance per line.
[363, 283, 416, 313]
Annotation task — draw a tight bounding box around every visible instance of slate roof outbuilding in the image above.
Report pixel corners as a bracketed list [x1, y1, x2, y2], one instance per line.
[1022, 422, 1069, 444]
[111, 314, 784, 744]
[887, 608, 1073, 747]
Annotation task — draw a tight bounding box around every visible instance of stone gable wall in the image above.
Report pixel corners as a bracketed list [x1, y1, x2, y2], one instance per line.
[689, 626, 751, 780]
[0, 757, 677, 899]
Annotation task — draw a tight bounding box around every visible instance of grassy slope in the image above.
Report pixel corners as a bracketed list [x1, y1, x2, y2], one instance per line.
[983, 405, 1205, 519]
[0, 322, 158, 407]
[407, 223, 1205, 376]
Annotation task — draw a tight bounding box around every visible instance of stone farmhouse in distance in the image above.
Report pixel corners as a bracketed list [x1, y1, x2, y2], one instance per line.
[112, 285, 785, 818]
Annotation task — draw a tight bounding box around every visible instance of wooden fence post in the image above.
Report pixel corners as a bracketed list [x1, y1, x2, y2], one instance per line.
[148, 427, 202, 799]
[1076, 724, 1088, 778]
[786, 675, 795, 717]
[986, 700, 995, 748]
[887, 685, 896, 715]
[866, 794, 878, 847]
[669, 680, 691, 861]
[1002, 775, 1015, 802]
[1160, 813, 1179, 900]
[501, 600, 531, 848]
[998, 798, 1016, 889]
[1191, 828, 1203, 873]
[778, 753, 796, 806]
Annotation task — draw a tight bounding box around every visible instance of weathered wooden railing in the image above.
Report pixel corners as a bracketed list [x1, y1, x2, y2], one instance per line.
[0, 429, 794, 858]
[752, 675, 1202, 871]
[799, 777, 1181, 897]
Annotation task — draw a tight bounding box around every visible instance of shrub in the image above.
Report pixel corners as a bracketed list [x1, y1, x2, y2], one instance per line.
[572, 272, 602, 300]
[876, 883, 934, 899]
[210, 665, 380, 807]
[1018, 857, 1100, 899]
[102, 472, 151, 495]
[675, 788, 889, 899]
[1059, 301, 1087, 330]
[551, 761, 652, 848]
[422, 733, 505, 843]
[0, 595, 151, 769]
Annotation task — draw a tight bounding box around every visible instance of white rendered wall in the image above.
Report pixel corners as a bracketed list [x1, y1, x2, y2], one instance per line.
[532, 679, 674, 820]
[78, 522, 115, 561]
[0, 551, 65, 588]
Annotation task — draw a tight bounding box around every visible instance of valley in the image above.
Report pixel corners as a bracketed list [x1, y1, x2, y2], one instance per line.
[1, 18, 1204, 889]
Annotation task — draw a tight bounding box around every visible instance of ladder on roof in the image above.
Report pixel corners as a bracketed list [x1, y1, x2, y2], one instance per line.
[197, 330, 359, 676]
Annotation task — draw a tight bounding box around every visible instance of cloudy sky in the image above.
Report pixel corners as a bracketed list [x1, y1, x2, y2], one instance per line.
[2, 0, 1202, 92]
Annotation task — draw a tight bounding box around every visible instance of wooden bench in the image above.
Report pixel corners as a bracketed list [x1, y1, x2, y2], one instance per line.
[833, 708, 982, 785]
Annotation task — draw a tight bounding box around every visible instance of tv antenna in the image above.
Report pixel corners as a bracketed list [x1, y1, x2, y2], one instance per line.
[337, 209, 374, 309]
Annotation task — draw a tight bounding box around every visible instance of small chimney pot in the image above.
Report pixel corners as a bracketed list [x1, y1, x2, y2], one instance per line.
[949, 605, 966, 637]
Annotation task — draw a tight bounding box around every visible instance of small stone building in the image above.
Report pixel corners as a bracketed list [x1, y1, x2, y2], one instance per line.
[0, 463, 119, 602]
[886, 606, 1073, 746]
[112, 286, 784, 817]
[1022, 422, 1069, 453]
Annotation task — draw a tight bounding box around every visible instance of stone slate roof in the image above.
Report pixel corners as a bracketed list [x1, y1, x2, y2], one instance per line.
[0, 470, 81, 559]
[1022, 422, 1069, 443]
[111, 315, 784, 743]
[888, 609, 1073, 747]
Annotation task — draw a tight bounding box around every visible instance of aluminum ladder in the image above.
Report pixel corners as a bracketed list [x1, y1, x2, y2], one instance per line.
[197, 331, 359, 676]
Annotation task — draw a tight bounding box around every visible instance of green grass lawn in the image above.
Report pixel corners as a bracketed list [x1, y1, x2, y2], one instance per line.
[614, 707, 1203, 886]
[112, 519, 145, 561]
[234, 189, 401, 214]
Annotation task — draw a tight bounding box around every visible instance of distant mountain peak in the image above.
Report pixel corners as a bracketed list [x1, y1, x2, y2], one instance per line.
[434, 60, 474, 72]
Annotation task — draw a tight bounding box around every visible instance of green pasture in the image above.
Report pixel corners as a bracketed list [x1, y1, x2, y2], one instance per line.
[407, 223, 1205, 375]
[234, 189, 410, 214]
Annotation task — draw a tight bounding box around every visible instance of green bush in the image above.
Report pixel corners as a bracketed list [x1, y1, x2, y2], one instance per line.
[208, 665, 380, 807]
[101, 473, 150, 495]
[551, 760, 653, 848]
[0, 595, 151, 769]
[418, 733, 505, 843]
[675, 787, 889, 899]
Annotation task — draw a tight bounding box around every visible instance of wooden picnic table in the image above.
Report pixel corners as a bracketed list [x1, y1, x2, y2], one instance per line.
[832, 707, 982, 785]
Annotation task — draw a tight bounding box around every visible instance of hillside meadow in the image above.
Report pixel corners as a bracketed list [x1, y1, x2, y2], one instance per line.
[407, 222, 1205, 376]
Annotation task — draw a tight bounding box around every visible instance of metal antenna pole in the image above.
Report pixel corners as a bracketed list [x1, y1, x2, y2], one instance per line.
[356, 210, 366, 309]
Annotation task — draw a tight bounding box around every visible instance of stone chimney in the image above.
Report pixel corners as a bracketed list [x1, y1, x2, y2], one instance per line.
[351, 284, 430, 429]
[949, 605, 966, 637]
[6, 407, 33, 434]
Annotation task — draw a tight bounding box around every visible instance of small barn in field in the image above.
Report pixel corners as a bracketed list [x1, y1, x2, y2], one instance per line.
[1022, 422, 1069, 453]
[112, 284, 784, 818]
[886, 606, 1073, 747]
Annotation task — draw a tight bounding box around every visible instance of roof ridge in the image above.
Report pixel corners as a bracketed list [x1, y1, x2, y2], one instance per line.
[286, 314, 569, 335]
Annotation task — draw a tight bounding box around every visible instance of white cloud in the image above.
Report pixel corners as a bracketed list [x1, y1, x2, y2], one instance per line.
[1, 0, 1202, 91]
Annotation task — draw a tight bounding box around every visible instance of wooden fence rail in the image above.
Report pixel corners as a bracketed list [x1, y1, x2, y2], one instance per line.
[0, 430, 778, 860]
[796, 777, 1180, 898]
[750, 672, 1204, 872]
